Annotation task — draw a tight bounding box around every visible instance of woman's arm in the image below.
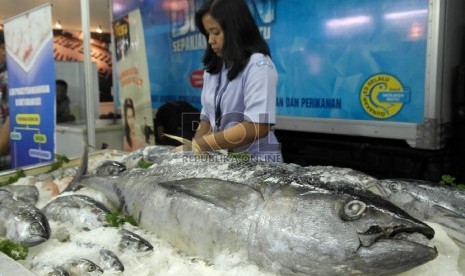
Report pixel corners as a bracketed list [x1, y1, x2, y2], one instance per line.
[0, 117, 10, 155]
[173, 119, 211, 152]
[194, 121, 270, 151]
[193, 120, 211, 139]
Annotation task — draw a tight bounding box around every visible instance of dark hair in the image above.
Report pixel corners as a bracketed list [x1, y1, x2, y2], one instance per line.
[123, 98, 135, 147]
[195, 0, 270, 80]
[56, 79, 68, 90]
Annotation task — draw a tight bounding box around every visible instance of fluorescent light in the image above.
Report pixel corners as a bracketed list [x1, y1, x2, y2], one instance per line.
[326, 16, 372, 29]
[384, 9, 428, 20]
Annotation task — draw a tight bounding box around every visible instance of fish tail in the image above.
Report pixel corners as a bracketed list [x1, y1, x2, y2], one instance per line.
[62, 142, 89, 193]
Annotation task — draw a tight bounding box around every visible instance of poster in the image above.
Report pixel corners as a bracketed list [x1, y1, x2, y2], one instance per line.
[113, 9, 154, 151]
[113, 0, 428, 123]
[3, 4, 56, 168]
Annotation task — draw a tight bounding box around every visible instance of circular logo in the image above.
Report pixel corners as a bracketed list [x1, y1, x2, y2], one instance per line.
[360, 74, 405, 119]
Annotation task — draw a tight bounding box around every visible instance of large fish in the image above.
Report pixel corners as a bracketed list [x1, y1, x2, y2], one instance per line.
[93, 160, 126, 176]
[75, 228, 154, 253]
[64, 241, 125, 272]
[0, 189, 50, 246]
[42, 194, 111, 231]
[118, 228, 154, 252]
[75, 148, 438, 276]
[0, 185, 40, 205]
[98, 249, 125, 272]
[377, 178, 465, 247]
[32, 257, 103, 276]
[292, 166, 465, 247]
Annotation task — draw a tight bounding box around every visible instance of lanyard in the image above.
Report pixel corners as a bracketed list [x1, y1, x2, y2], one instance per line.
[214, 70, 229, 131]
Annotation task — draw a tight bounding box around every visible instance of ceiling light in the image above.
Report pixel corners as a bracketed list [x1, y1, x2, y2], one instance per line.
[55, 20, 62, 30]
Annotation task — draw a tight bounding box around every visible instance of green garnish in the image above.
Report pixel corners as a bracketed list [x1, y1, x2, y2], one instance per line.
[0, 239, 29, 260]
[0, 170, 26, 187]
[105, 210, 138, 227]
[439, 175, 465, 190]
[47, 154, 71, 172]
[138, 160, 154, 169]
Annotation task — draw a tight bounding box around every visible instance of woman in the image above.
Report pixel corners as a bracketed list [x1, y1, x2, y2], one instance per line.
[178, 0, 282, 162]
[123, 98, 145, 152]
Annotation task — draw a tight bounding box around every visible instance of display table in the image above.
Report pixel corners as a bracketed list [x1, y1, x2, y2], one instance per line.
[0, 252, 36, 276]
[56, 121, 123, 158]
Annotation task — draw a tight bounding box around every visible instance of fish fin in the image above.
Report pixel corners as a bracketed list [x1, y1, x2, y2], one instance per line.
[159, 178, 262, 210]
[62, 142, 89, 193]
[433, 204, 462, 219]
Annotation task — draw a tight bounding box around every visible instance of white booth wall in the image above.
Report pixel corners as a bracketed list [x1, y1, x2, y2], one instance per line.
[54, 61, 123, 157]
[55, 61, 99, 120]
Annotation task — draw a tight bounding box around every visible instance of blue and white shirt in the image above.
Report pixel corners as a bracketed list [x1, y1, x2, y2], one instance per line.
[200, 53, 282, 162]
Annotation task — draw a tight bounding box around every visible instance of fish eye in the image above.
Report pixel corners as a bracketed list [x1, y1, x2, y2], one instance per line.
[342, 200, 367, 220]
[88, 264, 96, 272]
[389, 183, 400, 193]
[17, 213, 27, 220]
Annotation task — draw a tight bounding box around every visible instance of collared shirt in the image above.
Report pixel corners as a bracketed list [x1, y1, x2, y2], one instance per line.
[200, 53, 282, 162]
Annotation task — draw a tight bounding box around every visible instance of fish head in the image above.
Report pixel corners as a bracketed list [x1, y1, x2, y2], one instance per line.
[98, 249, 125, 272]
[377, 179, 417, 203]
[255, 185, 437, 275]
[1, 185, 40, 205]
[118, 228, 154, 252]
[1, 191, 50, 246]
[337, 188, 437, 274]
[68, 258, 103, 275]
[15, 206, 51, 246]
[93, 160, 127, 176]
[340, 189, 434, 241]
[378, 179, 465, 246]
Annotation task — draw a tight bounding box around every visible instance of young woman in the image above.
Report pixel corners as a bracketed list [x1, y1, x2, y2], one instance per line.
[178, 0, 282, 162]
[123, 98, 145, 152]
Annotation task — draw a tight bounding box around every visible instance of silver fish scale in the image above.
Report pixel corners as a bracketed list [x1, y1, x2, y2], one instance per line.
[0, 185, 39, 205]
[41, 194, 111, 231]
[78, 146, 438, 276]
[378, 178, 465, 246]
[0, 190, 50, 246]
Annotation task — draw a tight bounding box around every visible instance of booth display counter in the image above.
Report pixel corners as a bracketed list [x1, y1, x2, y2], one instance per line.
[0, 252, 36, 276]
[56, 121, 123, 158]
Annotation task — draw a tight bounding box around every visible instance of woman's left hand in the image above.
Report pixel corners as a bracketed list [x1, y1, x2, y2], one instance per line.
[172, 145, 184, 153]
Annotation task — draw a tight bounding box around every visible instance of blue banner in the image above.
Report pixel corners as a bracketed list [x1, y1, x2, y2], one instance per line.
[3, 4, 56, 168]
[113, 0, 428, 123]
